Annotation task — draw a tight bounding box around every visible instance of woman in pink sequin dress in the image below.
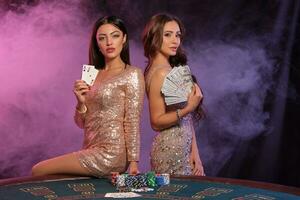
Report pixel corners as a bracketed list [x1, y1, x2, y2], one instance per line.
[32, 16, 145, 177]
[142, 14, 205, 176]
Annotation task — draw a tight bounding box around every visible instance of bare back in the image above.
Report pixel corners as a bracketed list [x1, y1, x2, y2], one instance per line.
[145, 65, 171, 94]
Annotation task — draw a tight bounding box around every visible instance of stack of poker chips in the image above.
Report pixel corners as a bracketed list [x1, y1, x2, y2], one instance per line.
[110, 172, 119, 186]
[146, 171, 157, 187]
[110, 171, 170, 189]
[155, 174, 170, 186]
[125, 174, 148, 188]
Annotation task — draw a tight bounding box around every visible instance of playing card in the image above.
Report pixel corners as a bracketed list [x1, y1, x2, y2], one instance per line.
[104, 192, 141, 198]
[81, 64, 99, 86]
[161, 65, 194, 105]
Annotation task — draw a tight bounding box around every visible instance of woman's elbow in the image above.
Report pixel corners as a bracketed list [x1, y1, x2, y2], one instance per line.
[151, 121, 163, 132]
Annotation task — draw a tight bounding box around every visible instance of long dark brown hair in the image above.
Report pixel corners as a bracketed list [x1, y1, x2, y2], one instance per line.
[89, 16, 130, 69]
[142, 13, 204, 120]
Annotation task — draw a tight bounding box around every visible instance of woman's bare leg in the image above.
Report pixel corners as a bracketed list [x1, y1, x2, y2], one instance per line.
[31, 152, 90, 176]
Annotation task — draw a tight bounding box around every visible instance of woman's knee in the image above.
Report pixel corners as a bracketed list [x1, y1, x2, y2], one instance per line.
[31, 161, 47, 176]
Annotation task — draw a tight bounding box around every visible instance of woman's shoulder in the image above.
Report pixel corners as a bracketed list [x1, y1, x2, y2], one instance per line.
[148, 66, 170, 81]
[145, 66, 171, 91]
[126, 65, 144, 76]
[124, 65, 145, 83]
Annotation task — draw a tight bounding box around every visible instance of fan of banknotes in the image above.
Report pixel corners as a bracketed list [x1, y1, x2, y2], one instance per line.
[161, 65, 194, 105]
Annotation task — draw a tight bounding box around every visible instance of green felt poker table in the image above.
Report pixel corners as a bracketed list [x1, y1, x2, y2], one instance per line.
[0, 175, 299, 199]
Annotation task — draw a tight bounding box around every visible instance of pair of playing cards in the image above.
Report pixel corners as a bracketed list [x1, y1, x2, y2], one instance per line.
[81, 64, 99, 86]
[161, 65, 194, 105]
[104, 192, 141, 198]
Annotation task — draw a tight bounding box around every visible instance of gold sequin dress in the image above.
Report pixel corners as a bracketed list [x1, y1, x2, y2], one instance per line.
[74, 66, 145, 177]
[146, 67, 193, 175]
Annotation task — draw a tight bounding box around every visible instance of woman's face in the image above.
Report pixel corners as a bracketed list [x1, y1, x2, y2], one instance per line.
[160, 20, 181, 57]
[96, 23, 126, 60]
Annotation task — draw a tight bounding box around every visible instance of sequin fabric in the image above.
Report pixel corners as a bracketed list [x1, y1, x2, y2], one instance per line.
[150, 109, 193, 175]
[146, 66, 193, 175]
[74, 66, 145, 177]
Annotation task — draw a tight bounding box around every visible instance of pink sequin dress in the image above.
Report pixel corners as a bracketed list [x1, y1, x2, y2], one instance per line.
[74, 66, 145, 177]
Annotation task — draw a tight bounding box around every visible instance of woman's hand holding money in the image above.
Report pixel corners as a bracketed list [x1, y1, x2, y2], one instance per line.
[185, 83, 203, 113]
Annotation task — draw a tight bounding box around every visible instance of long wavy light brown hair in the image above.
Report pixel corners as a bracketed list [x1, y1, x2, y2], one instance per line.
[142, 13, 187, 75]
[142, 13, 204, 120]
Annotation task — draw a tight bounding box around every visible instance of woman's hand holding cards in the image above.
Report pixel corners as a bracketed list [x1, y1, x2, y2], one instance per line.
[73, 80, 90, 105]
[73, 65, 98, 113]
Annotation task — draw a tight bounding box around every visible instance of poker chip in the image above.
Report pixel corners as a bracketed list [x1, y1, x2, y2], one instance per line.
[161, 173, 170, 185]
[116, 174, 127, 187]
[146, 171, 157, 187]
[156, 175, 165, 186]
[110, 172, 119, 186]
[156, 174, 170, 186]
[125, 175, 139, 188]
[131, 187, 154, 192]
[136, 174, 148, 187]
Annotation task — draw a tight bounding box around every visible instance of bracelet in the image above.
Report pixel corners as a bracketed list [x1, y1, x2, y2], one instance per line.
[176, 109, 181, 121]
[76, 104, 87, 114]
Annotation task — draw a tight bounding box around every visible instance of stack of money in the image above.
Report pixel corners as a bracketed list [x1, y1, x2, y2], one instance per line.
[161, 65, 194, 105]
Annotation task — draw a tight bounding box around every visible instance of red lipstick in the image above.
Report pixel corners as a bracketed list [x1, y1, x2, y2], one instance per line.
[106, 48, 115, 53]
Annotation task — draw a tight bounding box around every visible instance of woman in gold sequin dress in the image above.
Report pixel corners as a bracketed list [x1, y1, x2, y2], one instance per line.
[32, 16, 145, 177]
[142, 14, 205, 176]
